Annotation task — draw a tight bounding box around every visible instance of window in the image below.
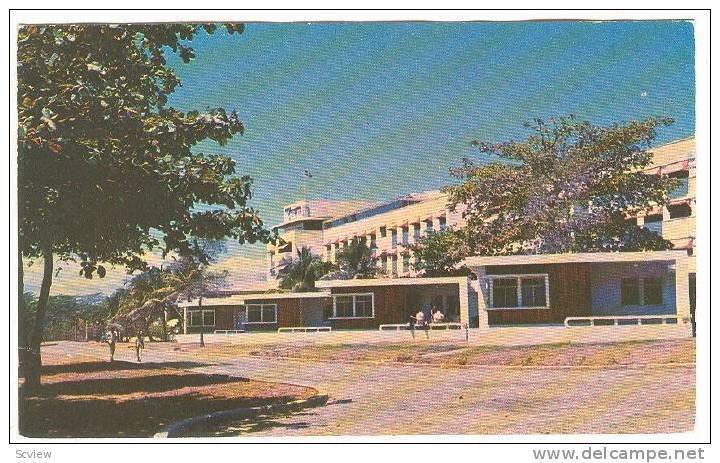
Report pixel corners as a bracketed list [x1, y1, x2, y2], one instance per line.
[391, 255, 398, 274]
[402, 227, 409, 245]
[621, 277, 663, 306]
[354, 294, 373, 317]
[491, 278, 519, 308]
[379, 226, 387, 238]
[438, 217, 447, 231]
[425, 220, 433, 233]
[402, 254, 410, 273]
[643, 214, 663, 235]
[369, 234, 377, 249]
[334, 296, 354, 317]
[668, 203, 692, 219]
[391, 229, 398, 248]
[413, 224, 421, 241]
[245, 303, 277, 323]
[668, 171, 690, 199]
[203, 310, 215, 326]
[488, 274, 549, 309]
[520, 277, 546, 307]
[381, 255, 388, 272]
[644, 277, 663, 305]
[621, 278, 640, 306]
[332, 293, 374, 318]
[188, 309, 215, 327]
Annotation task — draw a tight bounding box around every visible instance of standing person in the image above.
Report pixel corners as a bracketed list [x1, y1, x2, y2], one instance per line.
[107, 327, 117, 362]
[135, 330, 145, 363]
[408, 313, 417, 339]
[415, 309, 429, 339]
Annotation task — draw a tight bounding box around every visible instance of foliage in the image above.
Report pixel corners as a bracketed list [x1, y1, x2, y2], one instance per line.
[18, 23, 269, 275]
[109, 242, 228, 334]
[318, 237, 379, 281]
[446, 116, 677, 255]
[21, 293, 109, 342]
[409, 228, 472, 277]
[17, 23, 271, 386]
[277, 247, 334, 292]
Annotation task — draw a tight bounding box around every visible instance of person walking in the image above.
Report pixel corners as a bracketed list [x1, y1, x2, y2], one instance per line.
[135, 330, 145, 363]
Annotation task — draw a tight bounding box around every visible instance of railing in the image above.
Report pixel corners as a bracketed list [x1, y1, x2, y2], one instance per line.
[379, 322, 463, 331]
[564, 315, 682, 327]
[213, 329, 245, 334]
[277, 326, 332, 333]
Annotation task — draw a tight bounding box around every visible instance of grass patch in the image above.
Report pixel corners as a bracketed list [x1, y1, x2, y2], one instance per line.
[424, 339, 696, 367]
[249, 339, 695, 367]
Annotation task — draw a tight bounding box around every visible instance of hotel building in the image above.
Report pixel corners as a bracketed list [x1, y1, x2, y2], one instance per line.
[180, 137, 697, 334]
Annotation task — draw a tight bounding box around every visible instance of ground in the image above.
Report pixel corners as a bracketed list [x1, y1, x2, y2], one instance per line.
[18, 342, 316, 438]
[19, 333, 695, 437]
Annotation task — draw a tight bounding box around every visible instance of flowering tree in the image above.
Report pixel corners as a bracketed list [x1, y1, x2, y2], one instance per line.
[446, 116, 676, 255]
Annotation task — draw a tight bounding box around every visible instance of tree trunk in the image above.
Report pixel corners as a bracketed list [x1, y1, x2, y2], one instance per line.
[145, 321, 156, 342]
[162, 309, 168, 342]
[24, 243, 53, 390]
[18, 247, 29, 379]
[199, 296, 205, 347]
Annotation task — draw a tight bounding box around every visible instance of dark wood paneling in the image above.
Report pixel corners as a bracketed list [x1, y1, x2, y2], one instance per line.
[329, 286, 407, 329]
[486, 263, 591, 325]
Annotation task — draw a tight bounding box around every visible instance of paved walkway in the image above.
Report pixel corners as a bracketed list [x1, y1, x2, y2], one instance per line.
[139, 346, 695, 436]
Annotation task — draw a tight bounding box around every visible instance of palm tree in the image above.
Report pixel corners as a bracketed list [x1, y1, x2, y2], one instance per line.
[277, 247, 333, 292]
[334, 238, 377, 278]
[110, 242, 228, 343]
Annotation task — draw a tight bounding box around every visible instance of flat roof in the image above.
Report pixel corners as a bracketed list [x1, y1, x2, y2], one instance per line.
[316, 276, 469, 288]
[463, 250, 688, 267]
[178, 291, 331, 307]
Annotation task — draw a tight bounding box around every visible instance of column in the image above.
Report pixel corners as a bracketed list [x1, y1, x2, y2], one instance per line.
[473, 267, 490, 328]
[183, 306, 188, 335]
[675, 256, 691, 326]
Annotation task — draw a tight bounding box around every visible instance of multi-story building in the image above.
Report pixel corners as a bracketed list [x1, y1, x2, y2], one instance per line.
[266, 191, 464, 281]
[639, 137, 696, 257]
[180, 137, 696, 334]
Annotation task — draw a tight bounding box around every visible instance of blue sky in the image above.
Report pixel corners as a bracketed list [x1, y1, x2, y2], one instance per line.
[29, 20, 696, 295]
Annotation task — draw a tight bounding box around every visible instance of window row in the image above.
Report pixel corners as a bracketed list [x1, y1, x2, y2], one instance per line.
[187, 309, 216, 327]
[487, 275, 550, 310]
[621, 277, 663, 306]
[332, 293, 374, 318]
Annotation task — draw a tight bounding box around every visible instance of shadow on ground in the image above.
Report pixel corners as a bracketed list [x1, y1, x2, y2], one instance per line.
[184, 399, 352, 437]
[41, 360, 215, 376]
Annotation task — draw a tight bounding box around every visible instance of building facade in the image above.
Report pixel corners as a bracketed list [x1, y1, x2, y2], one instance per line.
[180, 137, 696, 333]
[266, 191, 464, 282]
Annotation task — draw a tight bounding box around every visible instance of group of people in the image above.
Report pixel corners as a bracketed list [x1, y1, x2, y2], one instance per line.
[105, 327, 145, 363]
[409, 305, 445, 338]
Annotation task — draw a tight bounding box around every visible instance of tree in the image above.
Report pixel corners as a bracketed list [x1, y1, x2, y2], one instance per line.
[110, 242, 228, 341]
[446, 116, 676, 256]
[277, 247, 333, 292]
[409, 228, 472, 277]
[17, 23, 273, 388]
[333, 238, 378, 279]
